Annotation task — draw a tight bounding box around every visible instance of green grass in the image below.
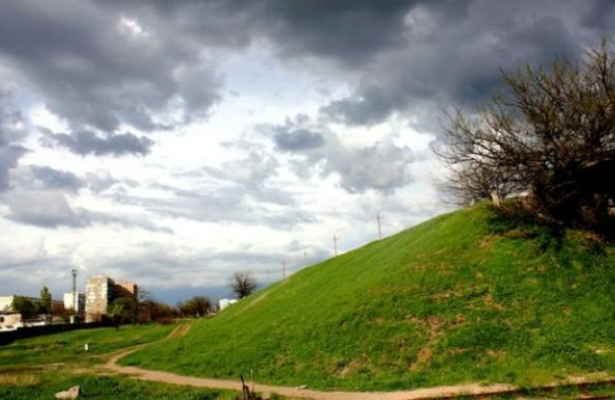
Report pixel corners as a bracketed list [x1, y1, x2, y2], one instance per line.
[0, 323, 254, 399]
[0, 371, 240, 400]
[0, 324, 175, 367]
[122, 205, 615, 391]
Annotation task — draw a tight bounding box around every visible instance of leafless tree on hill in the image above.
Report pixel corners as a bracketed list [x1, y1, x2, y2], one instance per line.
[228, 270, 258, 299]
[434, 39, 615, 233]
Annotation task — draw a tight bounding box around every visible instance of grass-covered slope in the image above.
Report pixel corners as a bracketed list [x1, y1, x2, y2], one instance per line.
[123, 205, 615, 391]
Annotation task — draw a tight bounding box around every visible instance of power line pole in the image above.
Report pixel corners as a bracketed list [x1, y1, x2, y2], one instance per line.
[282, 260, 287, 279]
[333, 235, 338, 256]
[376, 213, 383, 240]
[71, 268, 77, 322]
[303, 250, 308, 266]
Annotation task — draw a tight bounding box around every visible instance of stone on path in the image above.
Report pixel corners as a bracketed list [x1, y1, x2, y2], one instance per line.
[55, 385, 80, 399]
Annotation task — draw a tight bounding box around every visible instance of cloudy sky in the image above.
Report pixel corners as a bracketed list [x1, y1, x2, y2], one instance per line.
[1, 0, 613, 303]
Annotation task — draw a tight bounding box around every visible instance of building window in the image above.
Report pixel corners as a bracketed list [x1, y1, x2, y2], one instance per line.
[0, 316, 4, 323]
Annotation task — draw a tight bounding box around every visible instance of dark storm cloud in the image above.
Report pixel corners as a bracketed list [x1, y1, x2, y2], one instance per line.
[580, 0, 615, 30]
[13, 166, 121, 197]
[0, 0, 222, 155]
[2, 0, 603, 146]
[324, 88, 398, 127]
[30, 166, 83, 192]
[0, 91, 28, 191]
[5, 187, 172, 232]
[253, 0, 415, 66]
[274, 128, 325, 152]
[119, 0, 602, 130]
[41, 129, 153, 157]
[0, 145, 27, 191]
[5, 190, 90, 228]
[321, 1, 613, 128]
[108, 0, 423, 67]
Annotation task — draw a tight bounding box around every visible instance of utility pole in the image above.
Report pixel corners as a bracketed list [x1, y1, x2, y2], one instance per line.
[303, 250, 308, 267]
[333, 235, 338, 256]
[71, 268, 77, 322]
[376, 213, 383, 240]
[282, 261, 287, 279]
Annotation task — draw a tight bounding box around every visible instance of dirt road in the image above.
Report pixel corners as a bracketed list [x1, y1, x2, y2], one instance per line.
[101, 321, 519, 400]
[104, 355, 517, 399]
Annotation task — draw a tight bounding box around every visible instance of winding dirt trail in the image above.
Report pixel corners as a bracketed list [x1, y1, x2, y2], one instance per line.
[100, 321, 521, 399]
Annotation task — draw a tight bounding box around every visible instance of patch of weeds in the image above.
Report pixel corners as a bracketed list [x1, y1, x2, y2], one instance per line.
[0, 372, 239, 400]
[443, 321, 512, 350]
[533, 338, 605, 370]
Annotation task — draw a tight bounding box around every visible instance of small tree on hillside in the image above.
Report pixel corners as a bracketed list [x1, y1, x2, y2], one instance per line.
[107, 299, 126, 330]
[435, 40, 615, 233]
[228, 271, 258, 299]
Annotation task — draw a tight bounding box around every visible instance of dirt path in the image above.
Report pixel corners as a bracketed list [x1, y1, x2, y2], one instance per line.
[100, 322, 615, 399]
[100, 321, 522, 399]
[103, 361, 518, 400]
[165, 320, 192, 338]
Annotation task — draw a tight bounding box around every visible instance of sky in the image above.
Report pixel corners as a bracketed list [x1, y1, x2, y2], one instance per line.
[1, 0, 613, 304]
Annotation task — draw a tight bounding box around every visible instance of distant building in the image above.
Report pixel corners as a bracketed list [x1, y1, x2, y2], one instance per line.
[0, 296, 22, 331]
[219, 298, 238, 310]
[0, 313, 22, 331]
[63, 292, 85, 316]
[0, 296, 15, 312]
[85, 276, 114, 323]
[116, 281, 138, 298]
[0, 295, 57, 313]
[0, 295, 62, 328]
[85, 275, 138, 323]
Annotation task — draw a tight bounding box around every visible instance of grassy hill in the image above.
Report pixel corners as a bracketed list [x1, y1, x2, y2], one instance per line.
[123, 205, 615, 391]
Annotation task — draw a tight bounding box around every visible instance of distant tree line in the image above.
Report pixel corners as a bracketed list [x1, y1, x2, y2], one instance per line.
[11, 286, 54, 320]
[10, 269, 262, 326]
[176, 296, 214, 318]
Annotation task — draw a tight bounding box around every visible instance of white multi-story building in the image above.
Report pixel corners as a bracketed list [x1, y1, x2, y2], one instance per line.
[85, 276, 114, 323]
[85, 275, 137, 322]
[63, 292, 85, 315]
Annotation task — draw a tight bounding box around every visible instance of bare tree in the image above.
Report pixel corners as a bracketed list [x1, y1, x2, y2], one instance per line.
[228, 270, 258, 299]
[134, 287, 152, 323]
[434, 40, 615, 232]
